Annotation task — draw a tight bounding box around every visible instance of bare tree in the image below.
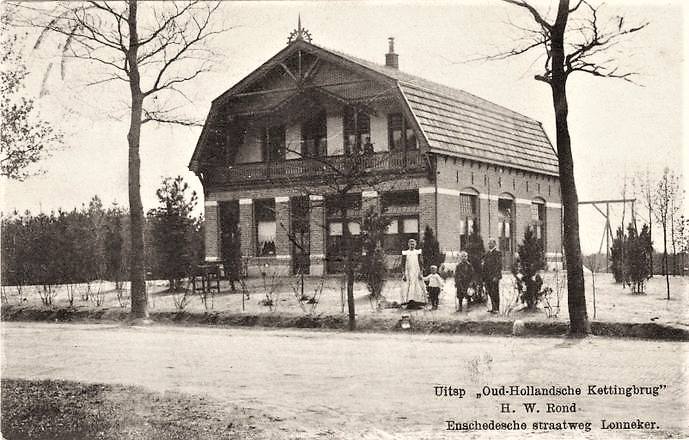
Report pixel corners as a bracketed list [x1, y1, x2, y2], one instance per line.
[20, 1, 229, 319]
[634, 170, 655, 275]
[653, 167, 682, 299]
[488, 0, 648, 335]
[669, 186, 684, 275]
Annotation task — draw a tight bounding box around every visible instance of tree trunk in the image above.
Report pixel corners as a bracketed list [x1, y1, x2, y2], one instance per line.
[551, 0, 588, 335]
[670, 202, 676, 275]
[663, 224, 670, 300]
[341, 203, 356, 330]
[127, 0, 148, 319]
[648, 205, 653, 276]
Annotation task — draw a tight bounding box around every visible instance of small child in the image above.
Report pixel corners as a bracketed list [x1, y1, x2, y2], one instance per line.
[423, 265, 444, 310]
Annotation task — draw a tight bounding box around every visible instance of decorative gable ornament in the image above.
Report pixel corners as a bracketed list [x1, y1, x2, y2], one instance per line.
[287, 15, 312, 44]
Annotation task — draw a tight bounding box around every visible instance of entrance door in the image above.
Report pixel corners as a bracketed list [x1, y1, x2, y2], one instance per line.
[291, 196, 310, 274]
[498, 197, 514, 269]
[219, 201, 240, 277]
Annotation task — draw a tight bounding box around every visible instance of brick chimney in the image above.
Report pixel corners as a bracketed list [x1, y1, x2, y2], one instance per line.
[385, 37, 399, 69]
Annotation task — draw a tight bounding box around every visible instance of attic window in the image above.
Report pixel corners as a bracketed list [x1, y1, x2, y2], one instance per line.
[388, 113, 417, 151]
[302, 110, 327, 157]
[263, 125, 285, 162]
[343, 107, 371, 155]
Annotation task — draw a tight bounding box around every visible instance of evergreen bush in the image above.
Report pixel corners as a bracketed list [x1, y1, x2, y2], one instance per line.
[147, 176, 200, 292]
[361, 207, 391, 300]
[421, 225, 445, 275]
[625, 223, 652, 293]
[610, 226, 626, 284]
[513, 226, 546, 310]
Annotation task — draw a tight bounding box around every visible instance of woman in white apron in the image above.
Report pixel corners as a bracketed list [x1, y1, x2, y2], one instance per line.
[401, 239, 426, 306]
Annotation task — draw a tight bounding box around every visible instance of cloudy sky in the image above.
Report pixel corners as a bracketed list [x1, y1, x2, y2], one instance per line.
[1, 0, 685, 253]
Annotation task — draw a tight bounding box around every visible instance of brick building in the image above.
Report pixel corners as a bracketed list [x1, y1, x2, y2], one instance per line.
[189, 27, 562, 276]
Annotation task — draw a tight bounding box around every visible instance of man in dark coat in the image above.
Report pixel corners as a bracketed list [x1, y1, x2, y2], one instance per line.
[482, 238, 502, 313]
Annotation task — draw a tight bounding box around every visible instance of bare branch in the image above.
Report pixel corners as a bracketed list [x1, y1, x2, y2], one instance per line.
[137, 1, 200, 47]
[499, 0, 553, 31]
[141, 108, 202, 127]
[569, 0, 584, 13]
[142, 2, 226, 97]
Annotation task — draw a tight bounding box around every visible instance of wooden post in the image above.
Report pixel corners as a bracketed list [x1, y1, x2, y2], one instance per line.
[605, 203, 610, 271]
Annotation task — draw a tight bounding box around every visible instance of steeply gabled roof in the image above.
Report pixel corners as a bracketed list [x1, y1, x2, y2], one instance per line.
[191, 39, 559, 177]
[322, 45, 559, 176]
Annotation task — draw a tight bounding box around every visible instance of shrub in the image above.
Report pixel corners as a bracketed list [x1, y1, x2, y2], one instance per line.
[513, 226, 546, 310]
[626, 223, 652, 293]
[609, 222, 653, 293]
[361, 207, 391, 300]
[610, 226, 626, 283]
[147, 176, 200, 292]
[421, 226, 445, 275]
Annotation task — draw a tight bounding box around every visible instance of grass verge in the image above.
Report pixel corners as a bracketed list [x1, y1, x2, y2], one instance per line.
[2, 304, 688, 340]
[1, 378, 265, 440]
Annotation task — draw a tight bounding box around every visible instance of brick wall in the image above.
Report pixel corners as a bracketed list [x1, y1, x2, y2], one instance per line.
[546, 205, 563, 256]
[435, 156, 561, 204]
[436, 192, 460, 255]
[419, 187, 436, 237]
[432, 156, 562, 264]
[204, 202, 220, 261]
[204, 155, 563, 269]
[239, 199, 254, 258]
[309, 195, 326, 276]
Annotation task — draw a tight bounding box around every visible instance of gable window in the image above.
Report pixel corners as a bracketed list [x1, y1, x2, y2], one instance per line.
[343, 106, 371, 155]
[263, 125, 285, 162]
[388, 113, 417, 152]
[255, 199, 276, 256]
[302, 110, 327, 157]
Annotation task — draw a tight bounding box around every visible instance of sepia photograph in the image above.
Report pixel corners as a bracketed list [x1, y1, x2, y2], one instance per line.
[1, 1, 687, 438]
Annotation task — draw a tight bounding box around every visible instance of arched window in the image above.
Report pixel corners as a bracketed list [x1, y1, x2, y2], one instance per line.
[498, 193, 515, 268]
[459, 187, 480, 249]
[531, 198, 546, 250]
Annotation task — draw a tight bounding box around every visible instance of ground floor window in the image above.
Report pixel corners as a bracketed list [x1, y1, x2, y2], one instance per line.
[459, 193, 479, 249]
[531, 200, 546, 250]
[255, 199, 276, 256]
[383, 216, 419, 253]
[498, 197, 514, 268]
[325, 194, 362, 272]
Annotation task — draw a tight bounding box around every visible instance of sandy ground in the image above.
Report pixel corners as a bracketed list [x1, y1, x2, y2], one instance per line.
[3, 273, 688, 326]
[2, 322, 687, 439]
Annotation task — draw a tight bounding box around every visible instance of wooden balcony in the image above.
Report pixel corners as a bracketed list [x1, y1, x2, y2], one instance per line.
[204, 150, 429, 187]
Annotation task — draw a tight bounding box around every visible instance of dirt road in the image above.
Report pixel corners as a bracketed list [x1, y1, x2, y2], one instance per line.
[2, 322, 687, 439]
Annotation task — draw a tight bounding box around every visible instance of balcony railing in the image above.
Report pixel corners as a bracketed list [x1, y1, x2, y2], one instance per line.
[205, 150, 428, 186]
